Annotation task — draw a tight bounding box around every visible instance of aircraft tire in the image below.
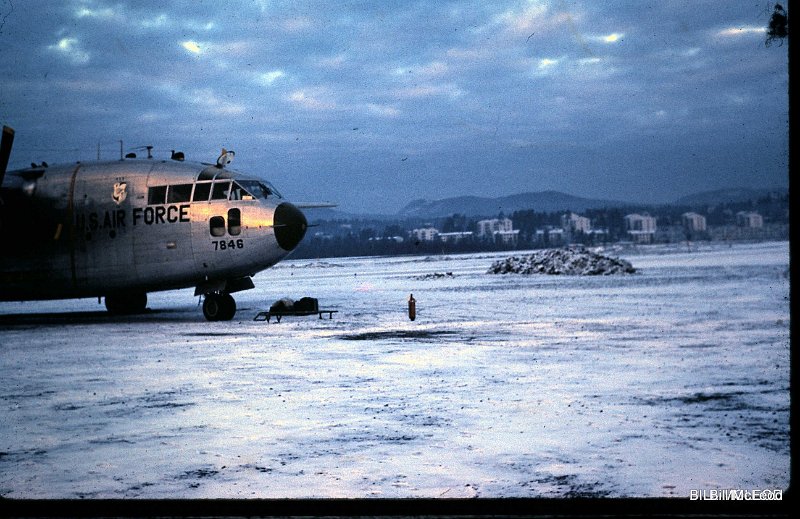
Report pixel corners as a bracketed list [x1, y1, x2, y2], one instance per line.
[203, 293, 236, 321]
[220, 293, 237, 321]
[203, 294, 223, 321]
[105, 292, 147, 315]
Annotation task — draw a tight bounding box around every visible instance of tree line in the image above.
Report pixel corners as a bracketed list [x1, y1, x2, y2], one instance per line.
[291, 193, 789, 259]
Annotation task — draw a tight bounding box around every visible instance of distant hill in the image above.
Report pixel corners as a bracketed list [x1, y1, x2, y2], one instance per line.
[397, 191, 629, 218]
[305, 187, 788, 220]
[672, 188, 786, 207]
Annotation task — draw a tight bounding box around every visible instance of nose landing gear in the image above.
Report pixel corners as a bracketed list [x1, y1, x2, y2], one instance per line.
[203, 292, 237, 321]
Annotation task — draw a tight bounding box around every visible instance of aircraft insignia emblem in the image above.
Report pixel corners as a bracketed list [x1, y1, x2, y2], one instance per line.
[112, 182, 128, 205]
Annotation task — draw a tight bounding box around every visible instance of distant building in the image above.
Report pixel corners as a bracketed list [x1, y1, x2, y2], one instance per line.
[494, 229, 520, 246]
[369, 236, 404, 243]
[438, 231, 473, 244]
[736, 211, 763, 228]
[535, 227, 564, 246]
[548, 228, 564, 245]
[477, 218, 513, 238]
[476, 218, 517, 245]
[624, 213, 657, 232]
[681, 212, 707, 232]
[410, 227, 439, 242]
[624, 213, 657, 243]
[587, 229, 609, 241]
[561, 212, 591, 233]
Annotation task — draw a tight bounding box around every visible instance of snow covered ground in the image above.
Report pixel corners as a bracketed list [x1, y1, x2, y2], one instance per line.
[0, 241, 790, 498]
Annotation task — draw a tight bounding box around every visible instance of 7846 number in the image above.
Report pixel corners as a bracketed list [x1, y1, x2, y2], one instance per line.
[213, 239, 244, 250]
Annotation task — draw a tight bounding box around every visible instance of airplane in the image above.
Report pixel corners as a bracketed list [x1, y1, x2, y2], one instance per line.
[0, 125, 325, 321]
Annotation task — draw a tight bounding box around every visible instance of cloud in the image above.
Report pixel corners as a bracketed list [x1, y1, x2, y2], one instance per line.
[538, 58, 558, 69]
[1, 1, 789, 213]
[366, 103, 400, 117]
[493, 2, 549, 36]
[257, 70, 286, 85]
[392, 60, 449, 78]
[47, 37, 91, 65]
[486, 0, 581, 39]
[601, 32, 624, 43]
[392, 84, 465, 100]
[716, 26, 766, 37]
[70, 3, 215, 33]
[281, 16, 314, 32]
[139, 14, 171, 29]
[74, 6, 116, 20]
[417, 61, 449, 77]
[136, 111, 173, 124]
[316, 53, 348, 69]
[287, 89, 338, 111]
[179, 39, 257, 66]
[181, 40, 203, 54]
[187, 88, 246, 116]
[445, 47, 493, 61]
[153, 82, 247, 116]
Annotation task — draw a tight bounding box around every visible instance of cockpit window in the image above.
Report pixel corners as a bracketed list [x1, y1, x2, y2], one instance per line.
[264, 181, 282, 199]
[211, 181, 231, 200]
[167, 184, 193, 203]
[192, 182, 211, 202]
[237, 180, 282, 199]
[148, 186, 167, 205]
[229, 182, 254, 201]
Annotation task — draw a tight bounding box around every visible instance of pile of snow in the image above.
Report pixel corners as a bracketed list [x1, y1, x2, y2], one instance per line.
[488, 247, 636, 276]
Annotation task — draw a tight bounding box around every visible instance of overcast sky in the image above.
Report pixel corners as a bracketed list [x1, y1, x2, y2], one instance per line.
[0, 1, 789, 214]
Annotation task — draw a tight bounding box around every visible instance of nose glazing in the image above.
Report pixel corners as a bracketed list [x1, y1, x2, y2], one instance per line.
[273, 202, 308, 251]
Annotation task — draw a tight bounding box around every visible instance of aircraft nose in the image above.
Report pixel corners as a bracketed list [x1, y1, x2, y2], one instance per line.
[273, 202, 308, 251]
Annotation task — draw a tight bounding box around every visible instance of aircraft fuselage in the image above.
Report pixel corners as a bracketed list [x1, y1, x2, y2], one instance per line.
[0, 157, 307, 319]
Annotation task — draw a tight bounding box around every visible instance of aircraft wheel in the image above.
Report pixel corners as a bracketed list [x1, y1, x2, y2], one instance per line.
[203, 293, 236, 321]
[105, 292, 147, 314]
[220, 293, 237, 321]
[203, 294, 223, 321]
